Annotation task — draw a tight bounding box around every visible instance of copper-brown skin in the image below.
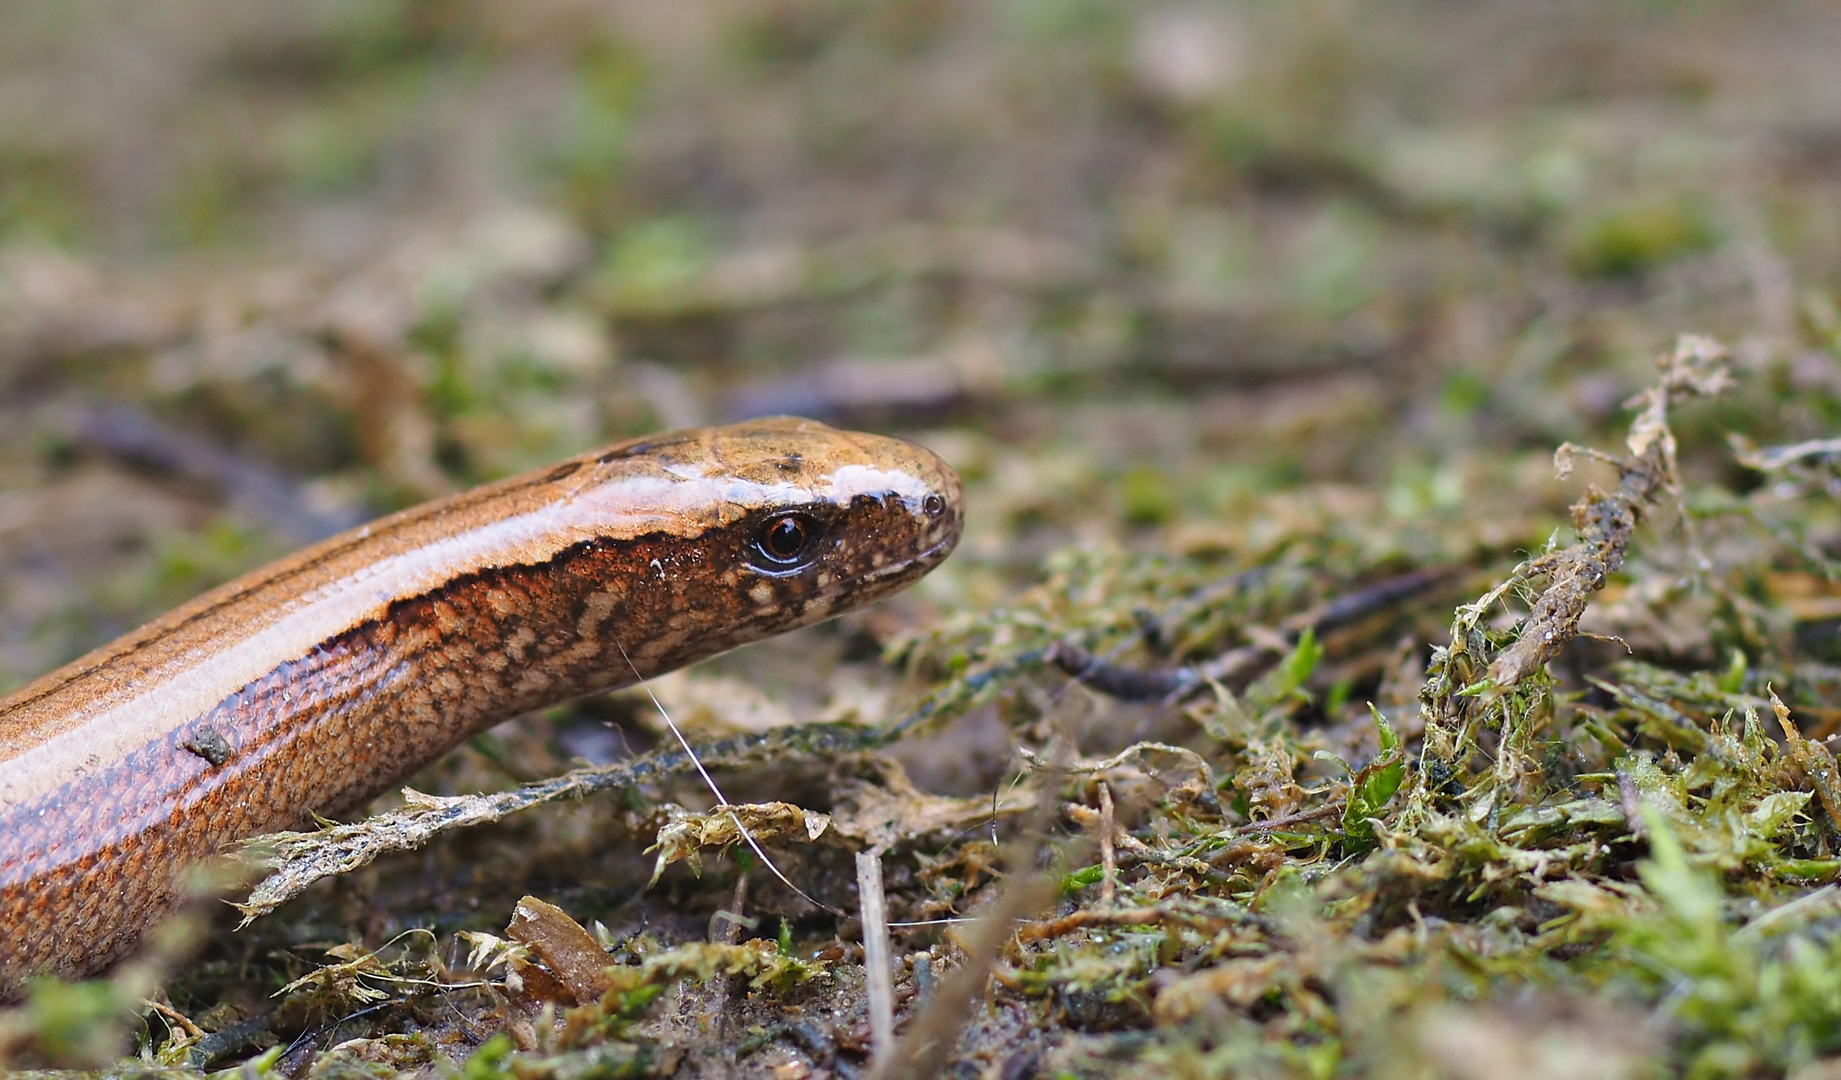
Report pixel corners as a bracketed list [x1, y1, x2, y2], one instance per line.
[0, 417, 962, 998]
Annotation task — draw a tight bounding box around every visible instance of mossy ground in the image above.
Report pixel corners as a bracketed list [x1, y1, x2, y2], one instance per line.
[5, 2, 1841, 1077]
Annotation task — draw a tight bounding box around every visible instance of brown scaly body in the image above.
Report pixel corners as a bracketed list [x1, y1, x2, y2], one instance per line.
[0, 417, 962, 998]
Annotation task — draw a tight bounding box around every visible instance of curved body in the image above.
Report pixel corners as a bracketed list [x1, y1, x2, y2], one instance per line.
[0, 418, 962, 996]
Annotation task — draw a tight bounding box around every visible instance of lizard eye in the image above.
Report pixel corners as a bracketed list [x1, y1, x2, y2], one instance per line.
[750, 513, 822, 571]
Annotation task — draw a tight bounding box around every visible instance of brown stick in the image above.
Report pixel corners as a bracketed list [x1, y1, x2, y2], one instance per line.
[1487, 335, 1732, 689]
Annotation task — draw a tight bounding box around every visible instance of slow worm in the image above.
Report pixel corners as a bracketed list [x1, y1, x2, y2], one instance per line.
[0, 417, 962, 997]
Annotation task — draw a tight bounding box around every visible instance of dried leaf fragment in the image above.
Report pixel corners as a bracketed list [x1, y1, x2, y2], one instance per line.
[648, 801, 833, 883]
[506, 896, 613, 1006]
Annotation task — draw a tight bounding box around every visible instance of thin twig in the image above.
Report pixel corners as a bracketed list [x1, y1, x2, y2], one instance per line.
[142, 1000, 204, 1042]
[870, 873, 1060, 1080]
[241, 648, 1034, 918]
[1226, 801, 1345, 836]
[236, 720, 885, 921]
[1097, 782, 1117, 908]
[857, 851, 896, 1062]
[1048, 566, 1455, 703]
[1487, 335, 1732, 689]
[705, 874, 749, 1049]
[870, 751, 1079, 1080]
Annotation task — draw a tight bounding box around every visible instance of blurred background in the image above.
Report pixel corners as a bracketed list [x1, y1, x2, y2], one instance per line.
[5, 0, 1840, 696]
